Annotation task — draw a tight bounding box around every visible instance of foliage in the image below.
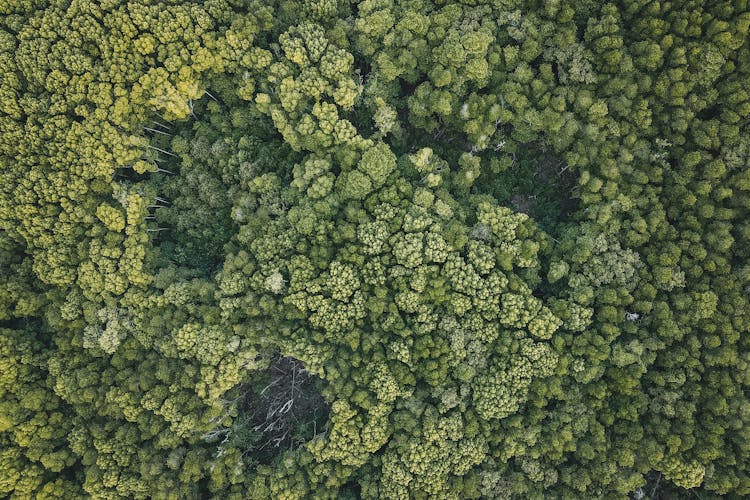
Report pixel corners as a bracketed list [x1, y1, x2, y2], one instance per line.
[1, 0, 749, 498]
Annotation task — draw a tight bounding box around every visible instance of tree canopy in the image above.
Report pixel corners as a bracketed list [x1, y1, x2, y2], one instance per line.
[1, 0, 749, 498]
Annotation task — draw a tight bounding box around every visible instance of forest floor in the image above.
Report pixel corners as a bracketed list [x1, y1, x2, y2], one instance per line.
[475, 140, 579, 236]
[231, 355, 330, 464]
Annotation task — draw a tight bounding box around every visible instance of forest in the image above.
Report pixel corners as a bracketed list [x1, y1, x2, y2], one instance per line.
[1, 0, 749, 498]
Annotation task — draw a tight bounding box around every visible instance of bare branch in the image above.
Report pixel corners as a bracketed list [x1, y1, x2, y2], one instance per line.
[144, 126, 171, 136]
[146, 145, 178, 157]
[152, 119, 172, 130]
